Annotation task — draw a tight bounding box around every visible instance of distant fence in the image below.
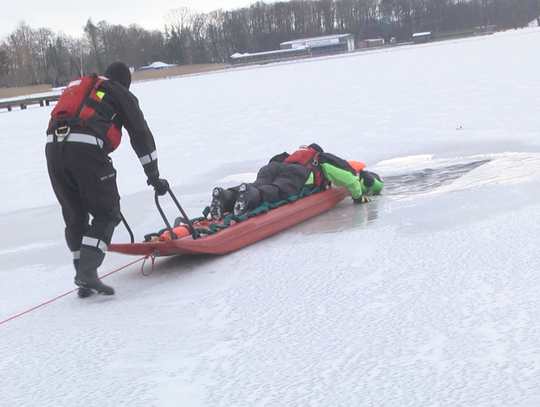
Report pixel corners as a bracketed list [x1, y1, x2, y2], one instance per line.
[0, 95, 60, 112]
[230, 48, 312, 66]
[432, 27, 494, 42]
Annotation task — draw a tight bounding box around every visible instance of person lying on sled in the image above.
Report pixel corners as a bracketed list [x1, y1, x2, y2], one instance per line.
[209, 143, 383, 221]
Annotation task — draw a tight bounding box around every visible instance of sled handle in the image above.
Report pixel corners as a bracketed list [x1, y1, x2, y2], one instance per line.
[120, 211, 135, 243]
[154, 188, 196, 239]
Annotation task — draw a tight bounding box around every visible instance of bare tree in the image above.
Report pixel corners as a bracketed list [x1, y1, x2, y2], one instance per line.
[67, 37, 90, 77]
[47, 34, 70, 86]
[190, 13, 210, 63]
[84, 18, 105, 73]
[0, 46, 10, 86]
[206, 10, 229, 62]
[6, 22, 37, 86]
[34, 28, 54, 84]
[124, 25, 166, 68]
[98, 21, 130, 66]
[1, 0, 540, 87]
[222, 8, 252, 53]
[165, 8, 194, 64]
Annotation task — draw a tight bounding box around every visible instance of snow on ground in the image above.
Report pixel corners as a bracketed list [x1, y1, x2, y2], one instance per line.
[1, 27, 540, 406]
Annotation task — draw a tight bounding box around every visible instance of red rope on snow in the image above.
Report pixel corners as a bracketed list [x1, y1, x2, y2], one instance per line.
[0, 289, 79, 326]
[0, 255, 148, 326]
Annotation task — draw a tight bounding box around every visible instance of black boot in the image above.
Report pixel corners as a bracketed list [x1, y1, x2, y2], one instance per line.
[234, 183, 262, 216]
[73, 259, 94, 298]
[74, 247, 115, 295]
[77, 286, 94, 298]
[209, 187, 236, 221]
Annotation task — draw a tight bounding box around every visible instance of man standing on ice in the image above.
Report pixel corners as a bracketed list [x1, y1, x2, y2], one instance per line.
[45, 62, 169, 298]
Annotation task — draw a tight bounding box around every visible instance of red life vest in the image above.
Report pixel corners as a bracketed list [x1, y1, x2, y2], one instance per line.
[283, 146, 328, 189]
[48, 73, 122, 152]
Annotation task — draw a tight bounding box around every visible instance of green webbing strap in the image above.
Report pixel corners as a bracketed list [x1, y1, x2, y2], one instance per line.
[175, 186, 320, 238]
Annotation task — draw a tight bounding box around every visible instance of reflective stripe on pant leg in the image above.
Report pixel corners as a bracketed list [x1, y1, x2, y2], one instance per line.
[81, 236, 108, 253]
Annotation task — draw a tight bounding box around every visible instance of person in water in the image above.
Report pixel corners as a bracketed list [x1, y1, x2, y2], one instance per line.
[209, 143, 383, 221]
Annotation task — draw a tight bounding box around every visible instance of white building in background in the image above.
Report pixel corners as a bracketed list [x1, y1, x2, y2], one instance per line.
[139, 61, 178, 71]
[230, 33, 355, 66]
[279, 34, 356, 54]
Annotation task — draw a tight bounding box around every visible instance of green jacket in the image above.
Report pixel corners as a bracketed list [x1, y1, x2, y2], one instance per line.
[305, 151, 363, 199]
[320, 162, 363, 199]
[271, 150, 369, 200]
[304, 162, 362, 199]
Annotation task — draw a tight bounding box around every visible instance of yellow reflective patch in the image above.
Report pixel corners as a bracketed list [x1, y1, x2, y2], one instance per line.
[96, 90, 105, 100]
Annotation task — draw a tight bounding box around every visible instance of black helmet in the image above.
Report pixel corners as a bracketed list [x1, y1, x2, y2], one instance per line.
[104, 62, 131, 89]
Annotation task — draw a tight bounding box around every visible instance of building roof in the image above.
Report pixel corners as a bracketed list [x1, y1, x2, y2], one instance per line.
[230, 48, 307, 59]
[280, 33, 353, 46]
[139, 61, 178, 71]
[412, 32, 432, 37]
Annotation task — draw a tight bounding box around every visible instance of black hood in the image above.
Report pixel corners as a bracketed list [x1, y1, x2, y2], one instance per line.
[308, 143, 324, 153]
[104, 62, 131, 89]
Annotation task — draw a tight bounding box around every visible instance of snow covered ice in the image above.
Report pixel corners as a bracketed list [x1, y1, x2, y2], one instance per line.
[2, 28, 540, 405]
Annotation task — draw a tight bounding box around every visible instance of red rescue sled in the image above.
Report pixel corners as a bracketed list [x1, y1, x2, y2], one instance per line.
[108, 186, 350, 257]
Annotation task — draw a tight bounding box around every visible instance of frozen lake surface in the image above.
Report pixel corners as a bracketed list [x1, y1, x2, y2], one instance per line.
[2, 28, 540, 406]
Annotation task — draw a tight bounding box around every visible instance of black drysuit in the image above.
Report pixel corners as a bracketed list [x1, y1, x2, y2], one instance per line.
[242, 150, 358, 200]
[45, 78, 160, 277]
[247, 161, 312, 203]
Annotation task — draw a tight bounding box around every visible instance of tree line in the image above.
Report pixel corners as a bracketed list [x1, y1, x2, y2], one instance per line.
[1, 0, 538, 88]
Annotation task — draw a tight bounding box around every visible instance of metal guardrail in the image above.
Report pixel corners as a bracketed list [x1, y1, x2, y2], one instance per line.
[0, 95, 60, 112]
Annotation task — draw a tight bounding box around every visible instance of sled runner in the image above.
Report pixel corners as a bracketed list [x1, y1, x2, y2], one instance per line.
[108, 186, 350, 257]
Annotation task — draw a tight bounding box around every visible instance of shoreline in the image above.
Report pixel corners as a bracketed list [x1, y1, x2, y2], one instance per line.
[0, 63, 228, 100]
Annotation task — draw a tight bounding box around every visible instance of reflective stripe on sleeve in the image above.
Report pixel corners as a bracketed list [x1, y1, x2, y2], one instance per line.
[72, 250, 81, 260]
[139, 151, 157, 165]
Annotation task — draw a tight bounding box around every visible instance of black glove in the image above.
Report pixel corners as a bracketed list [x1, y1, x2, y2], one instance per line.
[353, 196, 371, 204]
[147, 177, 169, 196]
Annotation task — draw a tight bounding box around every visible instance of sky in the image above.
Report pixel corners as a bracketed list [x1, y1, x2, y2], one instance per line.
[2, 27, 540, 405]
[1, 0, 258, 39]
